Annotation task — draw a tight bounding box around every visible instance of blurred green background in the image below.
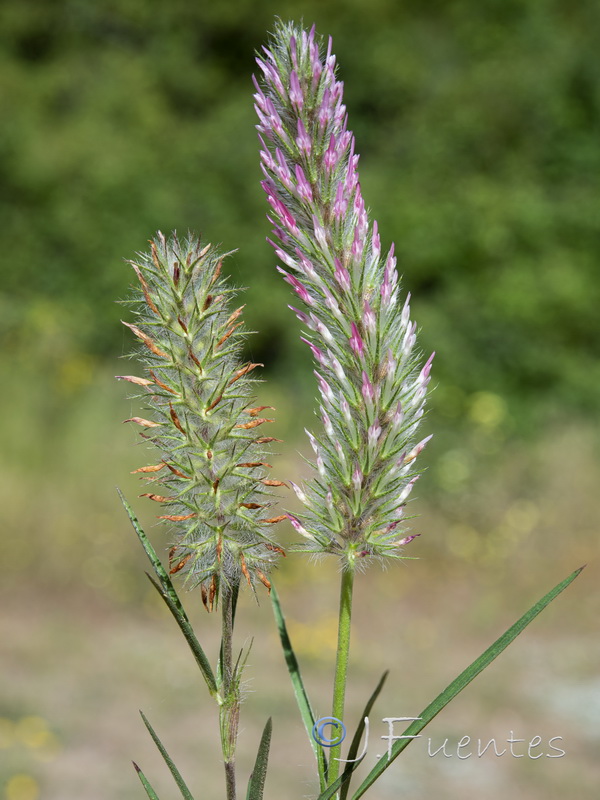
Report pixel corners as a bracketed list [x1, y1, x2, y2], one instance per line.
[1, 1, 599, 799]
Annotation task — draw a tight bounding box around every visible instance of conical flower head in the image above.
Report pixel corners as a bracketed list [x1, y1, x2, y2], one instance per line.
[120, 232, 284, 608]
[256, 22, 434, 567]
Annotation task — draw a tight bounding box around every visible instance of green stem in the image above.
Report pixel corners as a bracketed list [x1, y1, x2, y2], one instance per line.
[219, 585, 239, 800]
[328, 562, 356, 790]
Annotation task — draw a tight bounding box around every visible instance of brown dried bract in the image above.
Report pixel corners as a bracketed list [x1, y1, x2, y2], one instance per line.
[226, 305, 245, 326]
[132, 263, 159, 316]
[122, 321, 168, 358]
[216, 322, 243, 349]
[262, 515, 287, 524]
[164, 462, 191, 479]
[188, 348, 203, 370]
[123, 417, 161, 428]
[169, 553, 192, 575]
[206, 394, 222, 413]
[131, 463, 165, 474]
[208, 575, 217, 610]
[261, 479, 288, 487]
[209, 260, 222, 287]
[265, 543, 286, 556]
[255, 437, 283, 444]
[149, 370, 177, 395]
[158, 513, 196, 521]
[228, 362, 263, 386]
[236, 461, 272, 469]
[169, 403, 186, 434]
[240, 502, 263, 509]
[139, 493, 175, 502]
[116, 375, 154, 387]
[245, 406, 275, 416]
[240, 553, 252, 587]
[235, 418, 274, 430]
[256, 570, 271, 593]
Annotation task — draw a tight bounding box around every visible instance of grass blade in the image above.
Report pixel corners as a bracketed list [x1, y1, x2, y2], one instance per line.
[339, 671, 388, 800]
[351, 565, 584, 799]
[133, 762, 161, 800]
[146, 573, 217, 694]
[140, 712, 195, 800]
[315, 757, 364, 800]
[246, 717, 272, 800]
[118, 490, 190, 621]
[270, 583, 328, 790]
[119, 489, 217, 694]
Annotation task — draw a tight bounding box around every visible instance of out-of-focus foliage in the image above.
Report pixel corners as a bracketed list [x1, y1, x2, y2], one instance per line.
[1, 0, 599, 421]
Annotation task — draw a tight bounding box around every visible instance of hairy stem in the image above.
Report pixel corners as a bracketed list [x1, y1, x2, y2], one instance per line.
[328, 561, 356, 790]
[220, 585, 239, 800]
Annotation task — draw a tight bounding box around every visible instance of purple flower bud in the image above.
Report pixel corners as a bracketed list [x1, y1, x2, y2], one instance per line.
[315, 370, 335, 405]
[334, 258, 351, 293]
[276, 267, 313, 305]
[295, 165, 313, 202]
[396, 534, 420, 546]
[296, 119, 311, 155]
[341, 396, 352, 424]
[392, 401, 404, 428]
[330, 354, 346, 382]
[321, 409, 334, 437]
[332, 182, 347, 220]
[371, 220, 381, 261]
[404, 435, 433, 465]
[368, 421, 382, 448]
[363, 299, 376, 334]
[350, 322, 365, 357]
[312, 215, 328, 250]
[401, 292, 411, 328]
[311, 314, 334, 344]
[289, 70, 303, 110]
[398, 476, 419, 504]
[289, 481, 308, 504]
[286, 514, 313, 539]
[361, 371, 375, 404]
[301, 336, 326, 365]
[289, 305, 311, 325]
[352, 467, 363, 492]
[402, 321, 417, 356]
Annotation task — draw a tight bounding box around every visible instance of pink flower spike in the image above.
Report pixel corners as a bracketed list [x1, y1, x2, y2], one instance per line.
[349, 322, 365, 357]
[289, 70, 303, 110]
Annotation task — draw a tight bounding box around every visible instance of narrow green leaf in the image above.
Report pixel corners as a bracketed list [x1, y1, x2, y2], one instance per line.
[351, 565, 584, 799]
[119, 490, 217, 695]
[146, 574, 217, 695]
[316, 756, 364, 800]
[246, 717, 272, 800]
[339, 671, 388, 800]
[118, 490, 189, 621]
[133, 761, 161, 800]
[270, 583, 328, 790]
[140, 712, 195, 800]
